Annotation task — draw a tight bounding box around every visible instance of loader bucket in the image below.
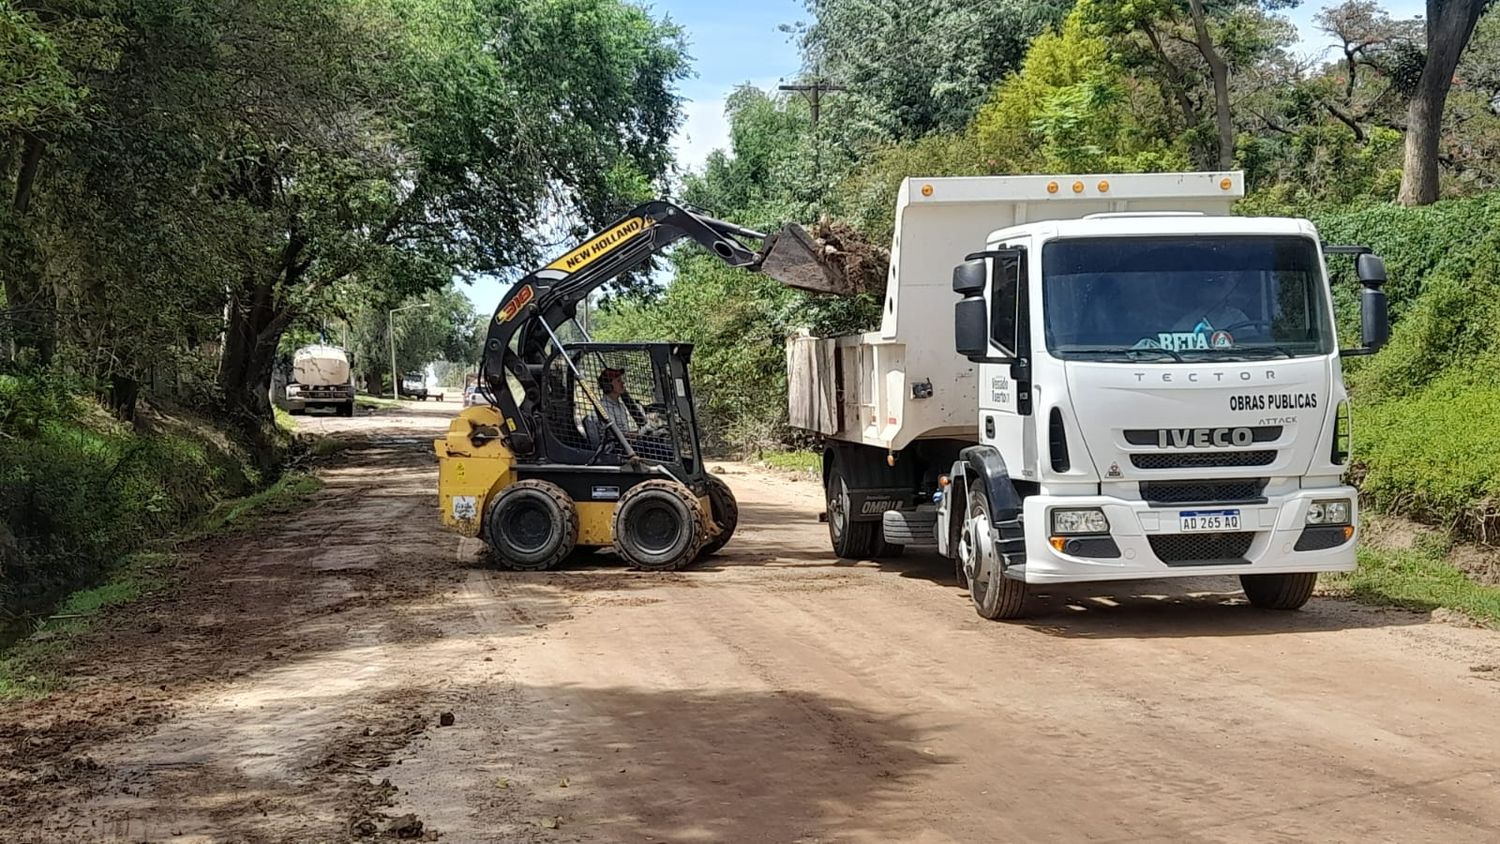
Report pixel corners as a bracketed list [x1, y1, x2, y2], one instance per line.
[757, 224, 858, 296]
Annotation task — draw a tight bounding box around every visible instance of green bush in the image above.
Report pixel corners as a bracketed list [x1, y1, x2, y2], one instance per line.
[1308, 193, 1500, 546]
[0, 373, 261, 615]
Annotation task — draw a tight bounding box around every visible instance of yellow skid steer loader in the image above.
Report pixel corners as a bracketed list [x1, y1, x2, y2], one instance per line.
[434, 202, 824, 571]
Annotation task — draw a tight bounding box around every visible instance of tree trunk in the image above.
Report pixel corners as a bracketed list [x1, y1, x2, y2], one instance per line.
[1398, 0, 1489, 206]
[1187, 0, 1235, 171]
[1, 135, 56, 364]
[218, 279, 282, 428]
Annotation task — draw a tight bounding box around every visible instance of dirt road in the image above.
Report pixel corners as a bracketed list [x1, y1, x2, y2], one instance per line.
[3, 400, 1498, 842]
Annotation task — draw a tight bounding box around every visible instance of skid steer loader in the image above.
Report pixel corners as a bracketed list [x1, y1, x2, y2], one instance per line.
[434, 201, 827, 571]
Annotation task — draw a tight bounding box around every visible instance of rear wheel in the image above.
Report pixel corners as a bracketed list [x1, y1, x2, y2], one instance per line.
[962, 485, 1027, 620]
[827, 457, 901, 559]
[1240, 572, 1317, 610]
[484, 480, 578, 571]
[697, 475, 739, 559]
[614, 480, 705, 571]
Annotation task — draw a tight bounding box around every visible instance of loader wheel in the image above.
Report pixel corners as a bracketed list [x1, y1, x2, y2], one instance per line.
[697, 475, 739, 559]
[614, 480, 705, 571]
[963, 485, 1027, 620]
[1240, 572, 1317, 610]
[484, 480, 578, 571]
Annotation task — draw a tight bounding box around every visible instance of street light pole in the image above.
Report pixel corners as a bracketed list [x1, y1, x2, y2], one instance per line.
[388, 302, 432, 398]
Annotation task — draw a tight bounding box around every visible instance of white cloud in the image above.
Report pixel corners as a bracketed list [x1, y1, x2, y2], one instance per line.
[673, 97, 733, 174]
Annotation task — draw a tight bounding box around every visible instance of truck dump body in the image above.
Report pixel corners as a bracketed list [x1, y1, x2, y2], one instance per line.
[788, 172, 1244, 451]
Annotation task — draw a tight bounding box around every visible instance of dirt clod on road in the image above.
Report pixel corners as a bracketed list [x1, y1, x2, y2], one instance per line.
[2, 399, 1499, 842]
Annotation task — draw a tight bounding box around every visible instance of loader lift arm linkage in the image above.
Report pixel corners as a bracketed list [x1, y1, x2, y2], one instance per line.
[480, 201, 772, 456]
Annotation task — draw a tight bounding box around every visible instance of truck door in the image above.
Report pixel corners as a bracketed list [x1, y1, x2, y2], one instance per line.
[979, 238, 1036, 480]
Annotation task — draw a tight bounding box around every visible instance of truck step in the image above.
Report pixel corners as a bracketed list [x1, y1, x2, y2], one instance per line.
[882, 508, 938, 546]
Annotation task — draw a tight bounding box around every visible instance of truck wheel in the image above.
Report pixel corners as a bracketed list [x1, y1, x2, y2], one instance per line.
[696, 475, 739, 559]
[827, 465, 880, 559]
[963, 485, 1027, 620]
[484, 480, 578, 571]
[614, 480, 705, 571]
[337, 401, 354, 418]
[1240, 572, 1317, 610]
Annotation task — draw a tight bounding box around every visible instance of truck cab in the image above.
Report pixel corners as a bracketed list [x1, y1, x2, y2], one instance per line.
[785, 173, 1388, 619]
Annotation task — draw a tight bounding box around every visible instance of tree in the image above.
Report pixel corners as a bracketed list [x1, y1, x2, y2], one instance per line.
[1399, 0, 1494, 204]
[973, 8, 1191, 175]
[1081, 0, 1297, 169]
[797, 0, 1068, 141]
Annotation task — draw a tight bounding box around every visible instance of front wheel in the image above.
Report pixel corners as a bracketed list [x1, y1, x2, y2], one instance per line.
[961, 485, 1027, 620]
[1240, 572, 1317, 610]
[484, 480, 579, 571]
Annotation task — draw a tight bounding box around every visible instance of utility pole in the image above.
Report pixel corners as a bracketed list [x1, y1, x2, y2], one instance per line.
[388, 302, 431, 398]
[779, 70, 845, 183]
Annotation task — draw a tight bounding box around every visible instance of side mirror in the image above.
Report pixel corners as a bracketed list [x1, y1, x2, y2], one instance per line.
[1340, 252, 1390, 356]
[1360, 285, 1389, 353]
[952, 251, 1022, 362]
[1356, 253, 1387, 287]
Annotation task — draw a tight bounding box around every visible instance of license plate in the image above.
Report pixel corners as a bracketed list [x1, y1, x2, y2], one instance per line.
[1179, 509, 1241, 532]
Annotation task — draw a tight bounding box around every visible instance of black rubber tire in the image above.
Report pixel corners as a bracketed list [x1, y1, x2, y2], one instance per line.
[484, 480, 579, 571]
[697, 475, 739, 559]
[614, 480, 705, 571]
[826, 458, 883, 559]
[966, 485, 1028, 620]
[288, 407, 305, 416]
[1240, 572, 1318, 610]
[337, 401, 354, 418]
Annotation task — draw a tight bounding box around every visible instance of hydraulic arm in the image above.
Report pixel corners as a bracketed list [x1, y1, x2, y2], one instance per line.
[480, 201, 772, 455]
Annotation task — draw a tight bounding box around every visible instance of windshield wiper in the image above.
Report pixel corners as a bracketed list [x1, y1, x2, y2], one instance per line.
[1065, 346, 1184, 362]
[1183, 346, 1298, 360]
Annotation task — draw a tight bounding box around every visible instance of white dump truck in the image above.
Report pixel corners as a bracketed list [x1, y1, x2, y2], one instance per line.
[783, 172, 1389, 619]
[283, 344, 356, 417]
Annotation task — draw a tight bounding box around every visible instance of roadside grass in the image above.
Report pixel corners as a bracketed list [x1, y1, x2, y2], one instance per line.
[0, 552, 177, 700]
[274, 405, 297, 433]
[757, 450, 820, 476]
[1323, 542, 1500, 627]
[356, 395, 400, 410]
[196, 471, 322, 537]
[0, 472, 323, 700]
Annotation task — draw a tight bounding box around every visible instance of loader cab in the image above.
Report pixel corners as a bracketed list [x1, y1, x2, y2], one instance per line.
[532, 341, 706, 485]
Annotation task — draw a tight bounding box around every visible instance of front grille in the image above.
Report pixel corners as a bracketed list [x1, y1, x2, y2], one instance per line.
[1148, 532, 1254, 566]
[1140, 478, 1268, 505]
[1130, 450, 1277, 470]
[1124, 426, 1281, 446]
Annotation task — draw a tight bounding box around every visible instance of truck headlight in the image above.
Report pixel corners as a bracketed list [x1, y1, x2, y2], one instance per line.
[286, 385, 301, 395]
[1052, 508, 1109, 535]
[1307, 499, 1351, 525]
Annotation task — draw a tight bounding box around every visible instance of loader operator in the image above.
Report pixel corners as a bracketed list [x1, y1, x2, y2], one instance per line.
[597, 367, 646, 433]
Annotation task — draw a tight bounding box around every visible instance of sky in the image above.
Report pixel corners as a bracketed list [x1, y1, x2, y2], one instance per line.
[459, 0, 1426, 316]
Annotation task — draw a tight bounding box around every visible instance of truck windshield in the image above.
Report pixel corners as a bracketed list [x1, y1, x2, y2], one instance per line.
[1042, 236, 1334, 361]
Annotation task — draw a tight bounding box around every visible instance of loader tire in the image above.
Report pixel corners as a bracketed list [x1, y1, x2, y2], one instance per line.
[484, 480, 578, 571]
[1240, 572, 1317, 610]
[697, 475, 739, 559]
[614, 480, 705, 571]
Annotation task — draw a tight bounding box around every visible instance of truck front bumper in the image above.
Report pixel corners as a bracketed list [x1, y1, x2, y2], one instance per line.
[1014, 486, 1358, 584]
